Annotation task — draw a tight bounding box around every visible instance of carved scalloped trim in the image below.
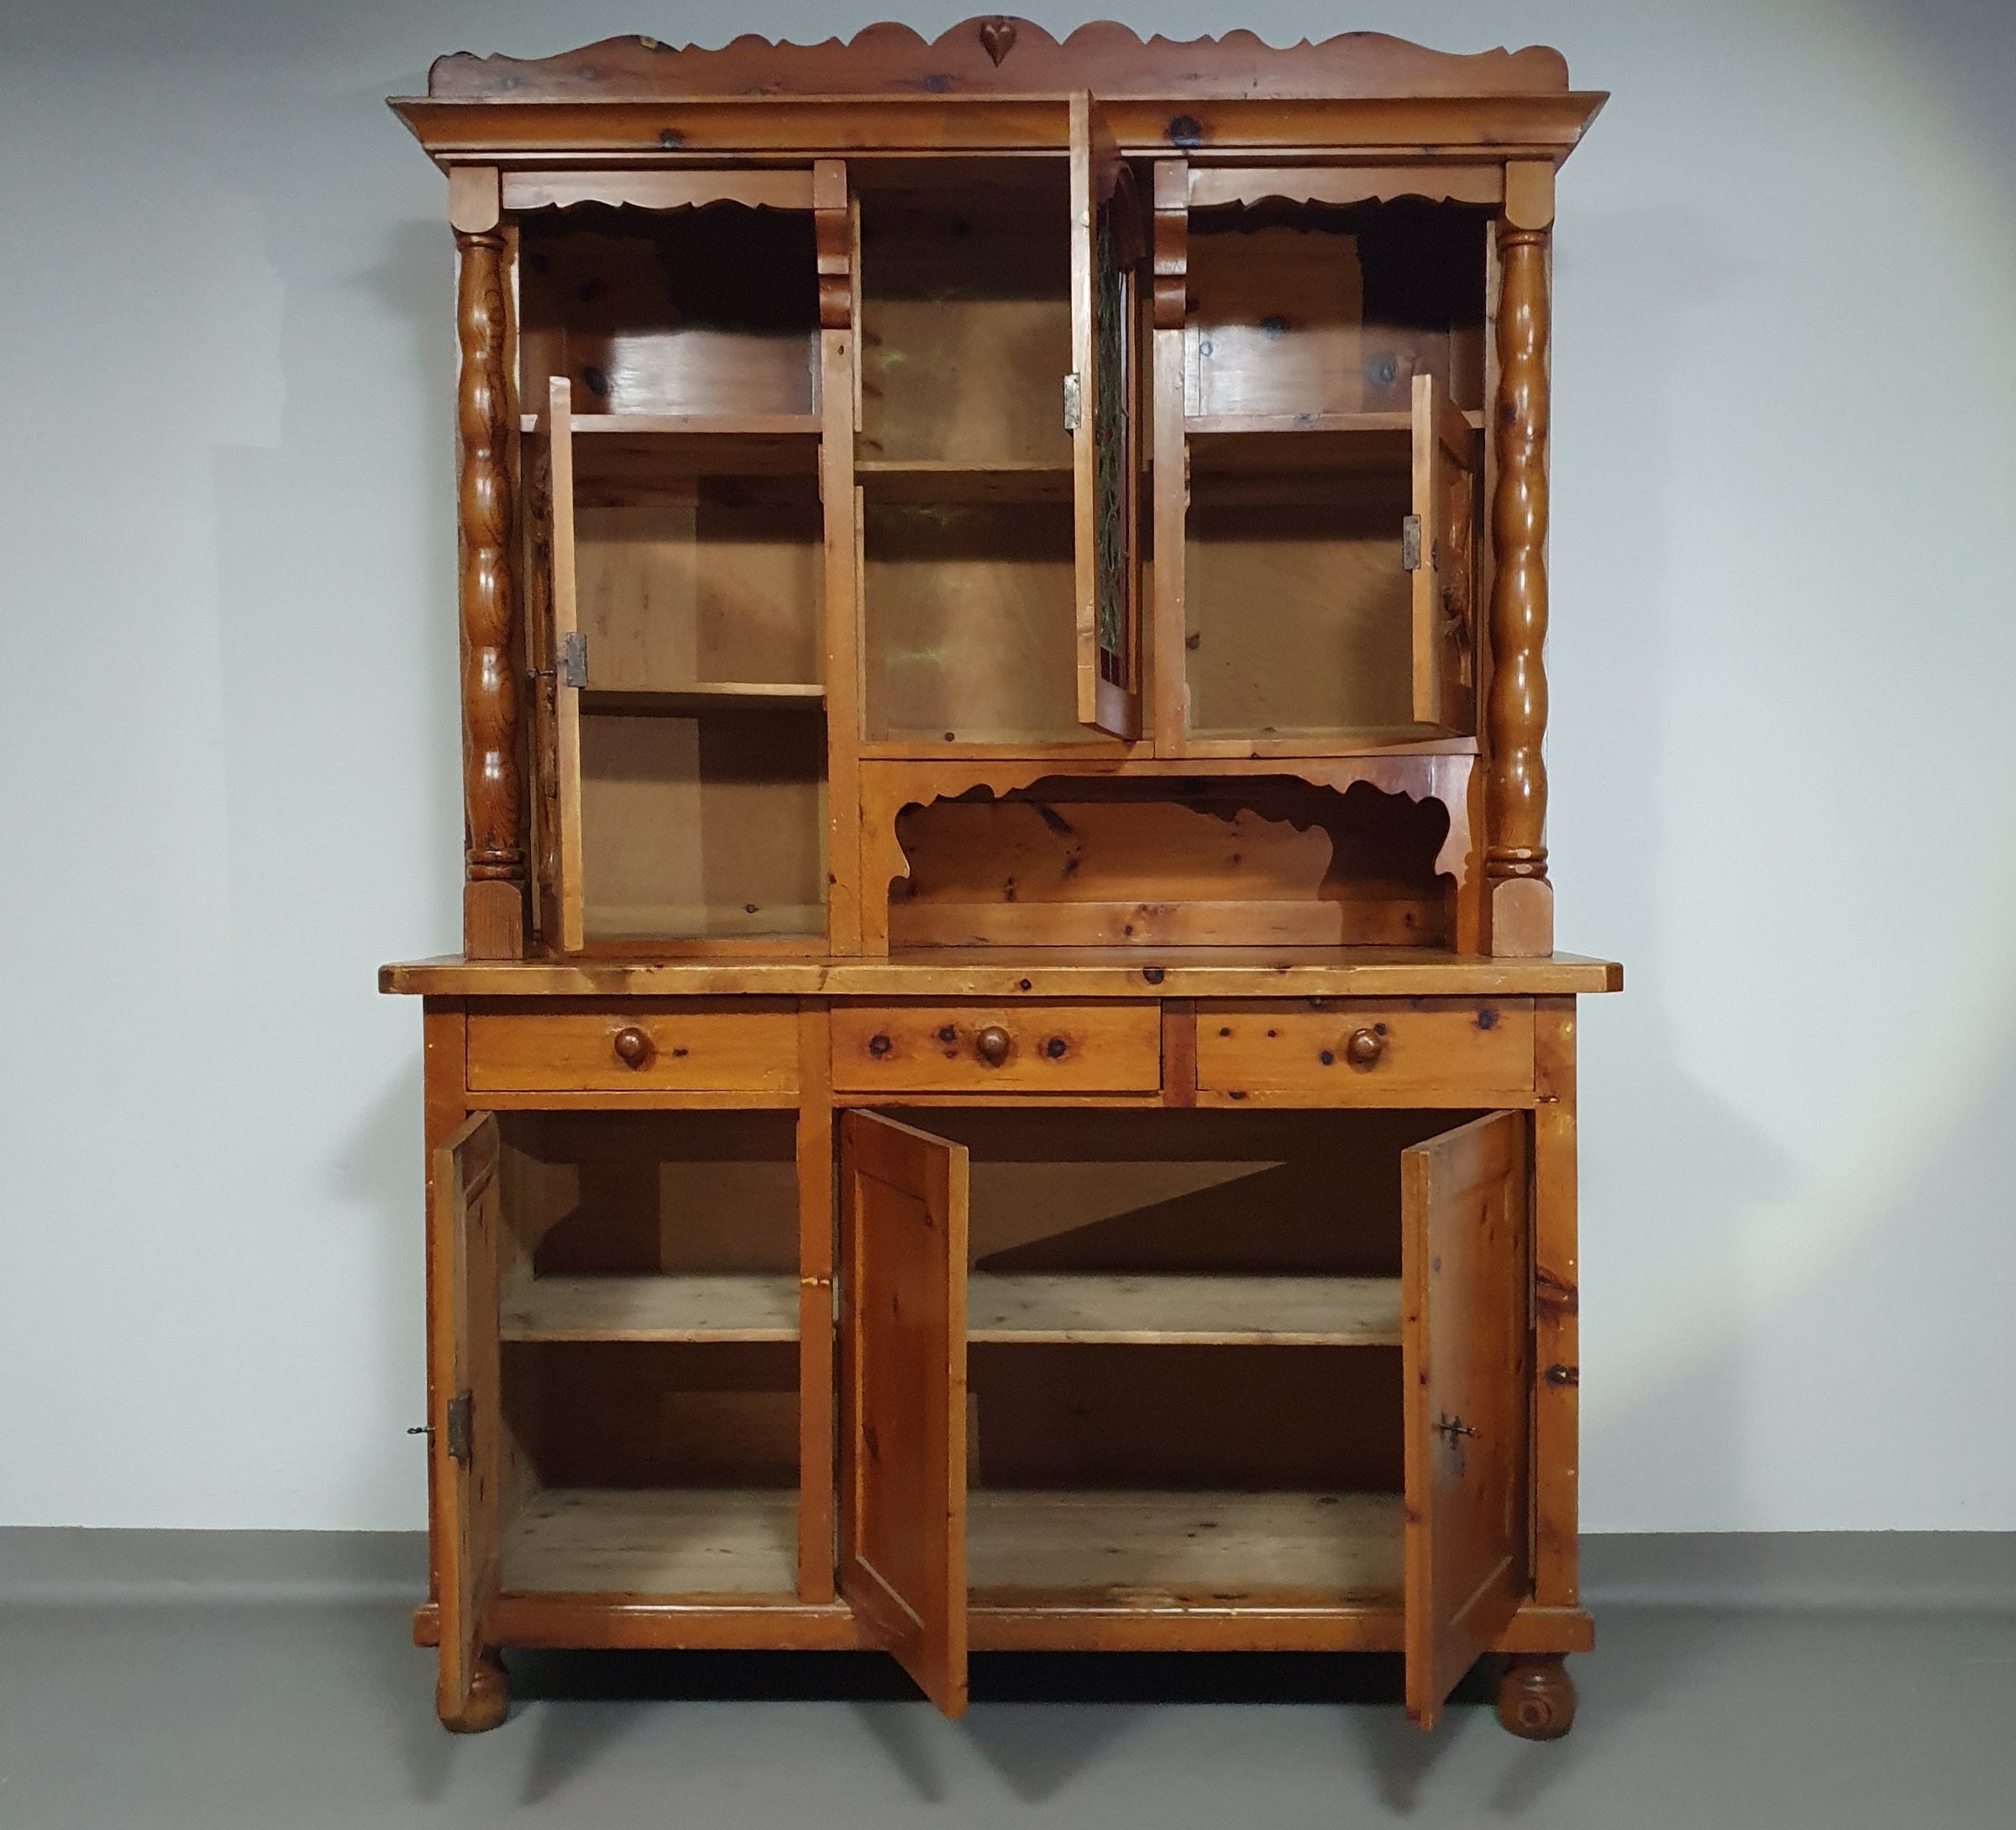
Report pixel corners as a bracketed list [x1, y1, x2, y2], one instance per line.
[872, 760, 1474, 916]
[428, 18, 1570, 103]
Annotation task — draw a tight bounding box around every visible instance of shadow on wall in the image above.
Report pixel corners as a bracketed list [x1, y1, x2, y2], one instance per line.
[1543, 202, 1800, 1529]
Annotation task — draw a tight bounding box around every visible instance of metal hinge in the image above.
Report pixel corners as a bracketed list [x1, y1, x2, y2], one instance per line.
[559, 631, 587, 690]
[444, 1392, 474, 1464]
[1062, 371, 1083, 434]
[1401, 513, 1423, 571]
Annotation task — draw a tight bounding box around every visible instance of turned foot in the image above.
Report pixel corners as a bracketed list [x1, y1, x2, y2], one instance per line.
[1496, 1654, 1576, 1740]
[438, 1649, 510, 1733]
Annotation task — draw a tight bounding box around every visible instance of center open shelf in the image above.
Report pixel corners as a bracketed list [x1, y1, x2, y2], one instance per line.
[967, 1273, 1401, 1346]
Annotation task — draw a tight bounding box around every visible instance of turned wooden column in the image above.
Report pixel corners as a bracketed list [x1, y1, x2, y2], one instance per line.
[452, 166, 526, 959]
[1486, 164, 1555, 957]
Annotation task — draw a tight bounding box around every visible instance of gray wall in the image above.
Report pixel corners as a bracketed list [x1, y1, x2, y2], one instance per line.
[2, 0, 2012, 1532]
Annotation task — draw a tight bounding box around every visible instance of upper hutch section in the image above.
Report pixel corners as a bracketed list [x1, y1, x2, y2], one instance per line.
[392, 18, 1602, 966]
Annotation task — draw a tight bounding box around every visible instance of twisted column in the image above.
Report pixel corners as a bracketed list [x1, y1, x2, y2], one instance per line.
[455, 222, 524, 957]
[1485, 218, 1553, 955]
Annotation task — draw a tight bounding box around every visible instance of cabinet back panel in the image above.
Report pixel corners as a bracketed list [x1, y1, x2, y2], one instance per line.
[580, 708, 826, 939]
[1186, 201, 1486, 416]
[1187, 483, 1415, 736]
[507, 1341, 800, 1488]
[859, 177, 1072, 465]
[900, 1107, 1457, 1275]
[970, 1344, 1403, 1491]
[575, 471, 822, 691]
[863, 501, 1089, 743]
[1187, 223, 1365, 418]
[520, 208, 817, 418]
[500, 1111, 799, 1276]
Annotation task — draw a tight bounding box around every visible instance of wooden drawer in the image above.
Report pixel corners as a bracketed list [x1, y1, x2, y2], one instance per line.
[466, 999, 799, 1093]
[1194, 999, 1535, 1103]
[831, 1002, 1162, 1095]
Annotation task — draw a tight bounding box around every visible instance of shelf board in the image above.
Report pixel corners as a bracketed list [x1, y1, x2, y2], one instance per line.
[523, 411, 822, 437]
[500, 1488, 799, 1596]
[502, 1274, 801, 1343]
[967, 1490, 1403, 1601]
[855, 457, 1074, 502]
[581, 684, 826, 716]
[1187, 409, 1485, 436]
[968, 1274, 1401, 1347]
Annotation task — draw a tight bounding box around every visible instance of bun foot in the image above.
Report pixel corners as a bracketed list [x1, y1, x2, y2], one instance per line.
[438, 1649, 510, 1733]
[1496, 1654, 1575, 1740]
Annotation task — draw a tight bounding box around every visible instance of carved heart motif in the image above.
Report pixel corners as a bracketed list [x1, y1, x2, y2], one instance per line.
[979, 18, 1017, 66]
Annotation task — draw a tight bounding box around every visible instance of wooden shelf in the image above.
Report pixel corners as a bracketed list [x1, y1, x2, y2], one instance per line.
[1187, 410, 1484, 436]
[525, 412, 822, 437]
[500, 1488, 799, 1596]
[967, 1490, 1403, 1601]
[581, 684, 826, 716]
[502, 1274, 801, 1343]
[967, 1274, 1401, 1347]
[855, 457, 1074, 502]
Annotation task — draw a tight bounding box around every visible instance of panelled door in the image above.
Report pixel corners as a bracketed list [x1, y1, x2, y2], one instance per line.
[837, 1111, 972, 1717]
[1069, 93, 1147, 739]
[430, 1112, 504, 1726]
[1408, 370, 1482, 734]
[1400, 1109, 1530, 1726]
[543, 373, 587, 952]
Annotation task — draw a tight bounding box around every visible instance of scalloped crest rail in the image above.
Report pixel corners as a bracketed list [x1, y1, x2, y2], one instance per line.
[384, 18, 1616, 1751]
[424, 19, 1572, 102]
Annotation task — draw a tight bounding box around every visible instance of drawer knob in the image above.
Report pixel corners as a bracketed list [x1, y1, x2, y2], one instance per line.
[612, 1025, 655, 1070]
[1345, 1026, 1385, 1067]
[975, 1025, 1012, 1066]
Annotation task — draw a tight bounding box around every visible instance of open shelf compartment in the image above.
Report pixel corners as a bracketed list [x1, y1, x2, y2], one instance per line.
[486, 1111, 806, 1599]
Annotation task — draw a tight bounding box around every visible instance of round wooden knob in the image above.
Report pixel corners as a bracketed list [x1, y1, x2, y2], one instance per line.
[974, 1025, 1011, 1066]
[1344, 1027, 1385, 1067]
[612, 1025, 655, 1070]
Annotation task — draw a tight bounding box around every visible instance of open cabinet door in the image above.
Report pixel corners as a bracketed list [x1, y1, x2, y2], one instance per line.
[1069, 93, 1145, 739]
[1401, 1111, 1530, 1727]
[838, 1111, 970, 1717]
[546, 373, 585, 952]
[1409, 371, 1481, 734]
[430, 1112, 503, 1728]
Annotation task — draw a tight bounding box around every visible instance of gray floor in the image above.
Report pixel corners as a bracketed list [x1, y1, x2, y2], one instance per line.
[3, 1601, 2013, 1827]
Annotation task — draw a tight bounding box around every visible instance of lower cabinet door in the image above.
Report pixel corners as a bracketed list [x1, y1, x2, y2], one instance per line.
[430, 1111, 504, 1727]
[1401, 1109, 1530, 1727]
[837, 1111, 972, 1717]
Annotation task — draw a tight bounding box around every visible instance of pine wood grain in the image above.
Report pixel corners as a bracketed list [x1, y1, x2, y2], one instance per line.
[500, 1488, 798, 1596]
[967, 1273, 1400, 1345]
[968, 1489, 1402, 1599]
[501, 1273, 800, 1342]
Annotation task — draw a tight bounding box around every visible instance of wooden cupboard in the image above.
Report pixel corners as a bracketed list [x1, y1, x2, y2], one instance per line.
[384, 17, 1615, 1743]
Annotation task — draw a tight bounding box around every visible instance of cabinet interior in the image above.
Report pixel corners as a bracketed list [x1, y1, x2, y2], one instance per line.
[893, 1107, 1471, 1602]
[519, 202, 819, 418]
[494, 1111, 802, 1597]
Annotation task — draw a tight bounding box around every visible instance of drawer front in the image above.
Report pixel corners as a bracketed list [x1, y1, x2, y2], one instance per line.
[466, 1000, 800, 1093]
[1194, 999, 1535, 1102]
[832, 1003, 1162, 1094]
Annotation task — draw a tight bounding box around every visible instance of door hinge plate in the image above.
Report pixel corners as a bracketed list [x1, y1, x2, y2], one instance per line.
[1062, 371, 1083, 434]
[1401, 514, 1423, 571]
[444, 1392, 473, 1464]
[559, 631, 587, 690]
